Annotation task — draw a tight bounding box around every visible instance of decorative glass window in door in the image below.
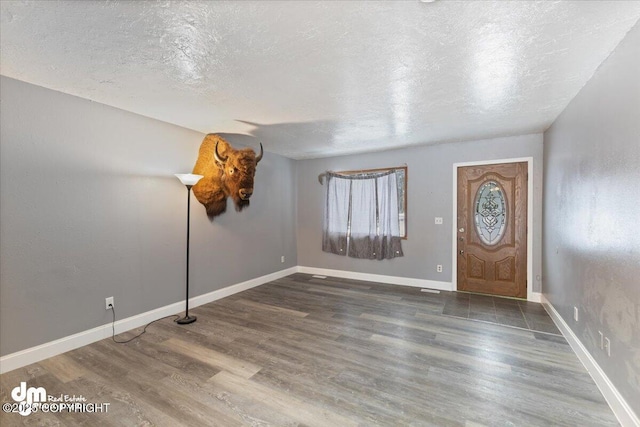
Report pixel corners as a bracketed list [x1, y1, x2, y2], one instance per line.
[474, 181, 506, 245]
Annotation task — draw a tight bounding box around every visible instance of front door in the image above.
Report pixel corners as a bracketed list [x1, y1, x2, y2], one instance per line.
[457, 162, 527, 298]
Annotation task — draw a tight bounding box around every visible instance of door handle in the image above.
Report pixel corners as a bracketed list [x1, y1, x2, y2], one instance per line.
[459, 249, 464, 255]
[458, 228, 465, 233]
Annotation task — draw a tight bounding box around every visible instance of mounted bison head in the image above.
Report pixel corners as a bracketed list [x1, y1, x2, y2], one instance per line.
[192, 134, 263, 219]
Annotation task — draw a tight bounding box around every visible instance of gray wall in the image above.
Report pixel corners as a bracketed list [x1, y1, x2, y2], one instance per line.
[543, 23, 640, 414]
[0, 77, 297, 356]
[296, 134, 543, 292]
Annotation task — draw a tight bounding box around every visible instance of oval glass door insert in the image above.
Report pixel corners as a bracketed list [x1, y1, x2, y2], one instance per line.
[474, 181, 506, 245]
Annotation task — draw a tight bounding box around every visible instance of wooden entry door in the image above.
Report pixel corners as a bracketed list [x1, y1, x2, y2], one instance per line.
[457, 162, 527, 298]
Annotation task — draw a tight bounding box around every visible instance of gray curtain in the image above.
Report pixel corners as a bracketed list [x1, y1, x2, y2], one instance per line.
[322, 170, 403, 260]
[322, 173, 349, 255]
[348, 177, 377, 258]
[373, 171, 403, 259]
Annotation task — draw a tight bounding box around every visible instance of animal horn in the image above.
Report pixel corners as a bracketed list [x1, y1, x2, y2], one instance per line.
[255, 143, 263, 164]
[214, 141, 228, 164]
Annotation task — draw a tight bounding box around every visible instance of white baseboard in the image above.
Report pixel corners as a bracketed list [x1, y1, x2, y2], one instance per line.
[297, 267, 542, 302]
[529, 291, 542, 303]
[0, 267, 297, 374]
[541, 294, 639, 427]
[297, 266, 453, 291]
[189, 267, 297, 308]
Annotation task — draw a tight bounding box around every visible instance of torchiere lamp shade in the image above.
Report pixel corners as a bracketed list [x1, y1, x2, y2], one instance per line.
[175, 174, 204, 187]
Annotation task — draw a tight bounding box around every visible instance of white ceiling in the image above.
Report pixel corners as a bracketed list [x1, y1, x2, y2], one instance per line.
[1, 1, 639, 159]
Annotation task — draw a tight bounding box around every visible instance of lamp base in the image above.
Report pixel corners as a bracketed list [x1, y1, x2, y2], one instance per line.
[176, 315, 197, 325]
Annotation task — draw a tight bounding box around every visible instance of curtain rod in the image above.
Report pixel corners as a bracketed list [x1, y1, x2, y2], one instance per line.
[318, 165, 406, 185]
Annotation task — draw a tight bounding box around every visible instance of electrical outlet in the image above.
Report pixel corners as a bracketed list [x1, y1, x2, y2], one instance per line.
[573, 306, 579, 322]
[604, 337, 611, 357]
[435, 217, 443, 225]
[281, 255, 285, 263]
[436, 264, 443, 273]
[105, 297, 114, 310]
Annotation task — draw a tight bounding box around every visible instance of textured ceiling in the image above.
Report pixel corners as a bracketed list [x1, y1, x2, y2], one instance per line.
[1, 1, 639, 159]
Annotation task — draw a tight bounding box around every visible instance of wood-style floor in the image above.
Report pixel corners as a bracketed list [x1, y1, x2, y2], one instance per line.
[0, 274, 618, 426]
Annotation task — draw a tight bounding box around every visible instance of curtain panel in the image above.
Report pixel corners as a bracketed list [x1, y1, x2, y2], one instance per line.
[322, 173, 350, 255]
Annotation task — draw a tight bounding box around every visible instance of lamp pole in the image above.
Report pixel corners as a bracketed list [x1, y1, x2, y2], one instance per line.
[175, 174, 203, 325]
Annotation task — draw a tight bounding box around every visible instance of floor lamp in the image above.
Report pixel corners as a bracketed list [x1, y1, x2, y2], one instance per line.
[175, 173, 203, 324]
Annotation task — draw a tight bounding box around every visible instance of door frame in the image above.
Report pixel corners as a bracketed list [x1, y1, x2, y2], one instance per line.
[451, 157, 534, 301]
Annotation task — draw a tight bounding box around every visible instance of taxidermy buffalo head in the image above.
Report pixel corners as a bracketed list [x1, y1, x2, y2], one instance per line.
[192, 134, 263, 219]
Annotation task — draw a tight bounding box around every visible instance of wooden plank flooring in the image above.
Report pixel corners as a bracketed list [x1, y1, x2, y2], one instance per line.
[0, 273, 619, 426]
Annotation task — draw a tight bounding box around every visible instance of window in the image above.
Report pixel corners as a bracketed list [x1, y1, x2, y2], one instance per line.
[321, 167, 406, 260]
[474, 180, 507, 245]
[334, 167, 407, 238]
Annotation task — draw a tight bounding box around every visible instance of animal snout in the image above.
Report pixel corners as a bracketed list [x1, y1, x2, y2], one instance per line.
[239, 188, 253, 200]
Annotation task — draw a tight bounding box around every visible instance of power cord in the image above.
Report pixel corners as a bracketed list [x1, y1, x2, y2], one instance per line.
[108, 304, 180, 344]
